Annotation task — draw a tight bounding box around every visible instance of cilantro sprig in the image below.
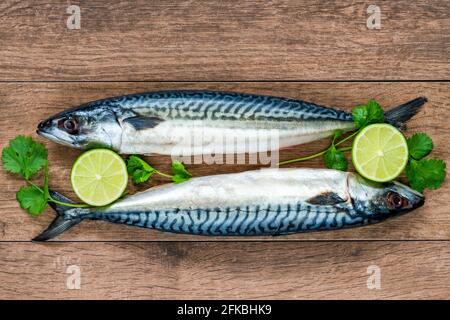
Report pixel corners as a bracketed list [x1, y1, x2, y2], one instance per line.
[279, 99, 384, 167]
[127, 155, 157, 183]
[405, 133, 446, 193]
[17, 185, 48, 216]
[279, 100, 446, 193]
[324, 130, 349, 171]
[407, 133, 433, 160]
[352, 100, 385, 129]
[2, 136, 89, 216]
[2, 135, 48, 180]
[127, 155, 192, 184]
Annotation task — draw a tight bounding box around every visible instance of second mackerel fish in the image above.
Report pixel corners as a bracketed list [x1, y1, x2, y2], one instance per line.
[33, 168, 425, 241]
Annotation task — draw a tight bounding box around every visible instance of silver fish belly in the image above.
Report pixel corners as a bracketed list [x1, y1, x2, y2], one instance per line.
[92, 169, 358, 235]
[116, 92, 356, 155]
[33, 168, 425, 241]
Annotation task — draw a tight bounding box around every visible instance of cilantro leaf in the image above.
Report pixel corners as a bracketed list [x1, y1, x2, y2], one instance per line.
[407, 133, 433, 160]
[2, 135, 48, 179]
[16, 185, 47, 216]
[406, 159, 446, 193]
[352, 99, 385, 129]
[133, 170, 154, 183]
[126, 155, 156, 184]
[171, 161, 192, 184]
[333, 129, 343, 141]
[126, 156, 192, 184]
[324, 146, 348, 171]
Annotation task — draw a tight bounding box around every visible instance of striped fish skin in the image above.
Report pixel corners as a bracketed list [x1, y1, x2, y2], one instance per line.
[53, 169, 424, 238]
[36, 90, 356, 155]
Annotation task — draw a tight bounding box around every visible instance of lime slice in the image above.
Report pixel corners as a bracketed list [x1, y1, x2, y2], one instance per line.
[71, 149, 128, 206]
[352, 124, 408, 182]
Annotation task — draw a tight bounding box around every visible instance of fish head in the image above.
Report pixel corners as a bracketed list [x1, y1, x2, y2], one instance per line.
[37, 103, 122, 150]
[348, 174, 425, 220]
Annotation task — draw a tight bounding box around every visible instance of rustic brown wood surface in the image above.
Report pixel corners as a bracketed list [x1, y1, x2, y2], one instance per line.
[1, 242, 449, 299]
[0, 0, 449, 300]
[0, 0, 449, 81]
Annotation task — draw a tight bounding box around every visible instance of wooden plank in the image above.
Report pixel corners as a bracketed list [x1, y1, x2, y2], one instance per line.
[0, 82, 448, 241]
[0, 0, 449, 81]
[0, 242, 448, 299]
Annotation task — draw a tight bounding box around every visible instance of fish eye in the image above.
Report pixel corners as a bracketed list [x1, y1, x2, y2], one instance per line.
[58, 117, 79, 134]
[387, 192, 407, 209]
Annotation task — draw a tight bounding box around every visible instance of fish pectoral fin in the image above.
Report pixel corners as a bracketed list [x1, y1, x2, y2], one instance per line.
[306, 192, 346, 205]
[123, 115, 165, 130]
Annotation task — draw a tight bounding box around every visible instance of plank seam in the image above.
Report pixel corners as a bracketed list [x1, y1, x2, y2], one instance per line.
[1, 240, 449, 243]
[0, 80, 449, 83]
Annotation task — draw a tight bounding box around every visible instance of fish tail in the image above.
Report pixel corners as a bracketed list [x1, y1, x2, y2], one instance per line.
[32, 190, 85, 242]
[385, 97, 427, 130]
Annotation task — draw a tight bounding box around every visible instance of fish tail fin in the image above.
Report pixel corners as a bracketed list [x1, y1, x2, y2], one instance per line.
[32, 190, 85, 242]
[385, 97, 427, 130]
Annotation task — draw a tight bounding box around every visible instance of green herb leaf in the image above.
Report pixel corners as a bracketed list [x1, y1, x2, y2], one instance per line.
[171, 161, 192, 184]
[407, 133, 433, 160]
[406, 159, 446, 193]
[324, 146, 348, 171]
[352, 99, 385, 129]
[16, 185, 47, 216]
[126, 155, 156, 183]
[2, 135, 48, 179]
[333, 129, 343, 141]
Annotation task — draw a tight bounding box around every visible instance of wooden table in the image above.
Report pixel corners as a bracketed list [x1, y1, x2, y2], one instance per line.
[0, 0, 449, 299]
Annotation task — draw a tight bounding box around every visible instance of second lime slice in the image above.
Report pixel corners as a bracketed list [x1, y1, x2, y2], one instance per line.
[352, 124, 408, 182]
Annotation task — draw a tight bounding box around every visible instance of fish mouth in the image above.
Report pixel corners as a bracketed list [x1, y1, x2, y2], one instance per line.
[36, 128, 56, 142]
[36, 120, 51, 139]
[417, 197, 425, 208]
[36, 124, 80, 148]
[413, 196, 425, 209]
[402, 196, 425, 214]
[36, 119, 53, 140]
[36, 119, 54, 138]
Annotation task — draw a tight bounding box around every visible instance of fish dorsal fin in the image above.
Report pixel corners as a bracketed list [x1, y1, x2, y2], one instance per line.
[306, 192, 346, 205]
[123, 116, 164, 130]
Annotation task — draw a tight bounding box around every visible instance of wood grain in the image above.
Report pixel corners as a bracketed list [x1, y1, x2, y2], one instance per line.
[1, 0, 449, 300]
[0, 0, 449, 81]
[1, 242, 449, 299]
[0, 82, 448, 241]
